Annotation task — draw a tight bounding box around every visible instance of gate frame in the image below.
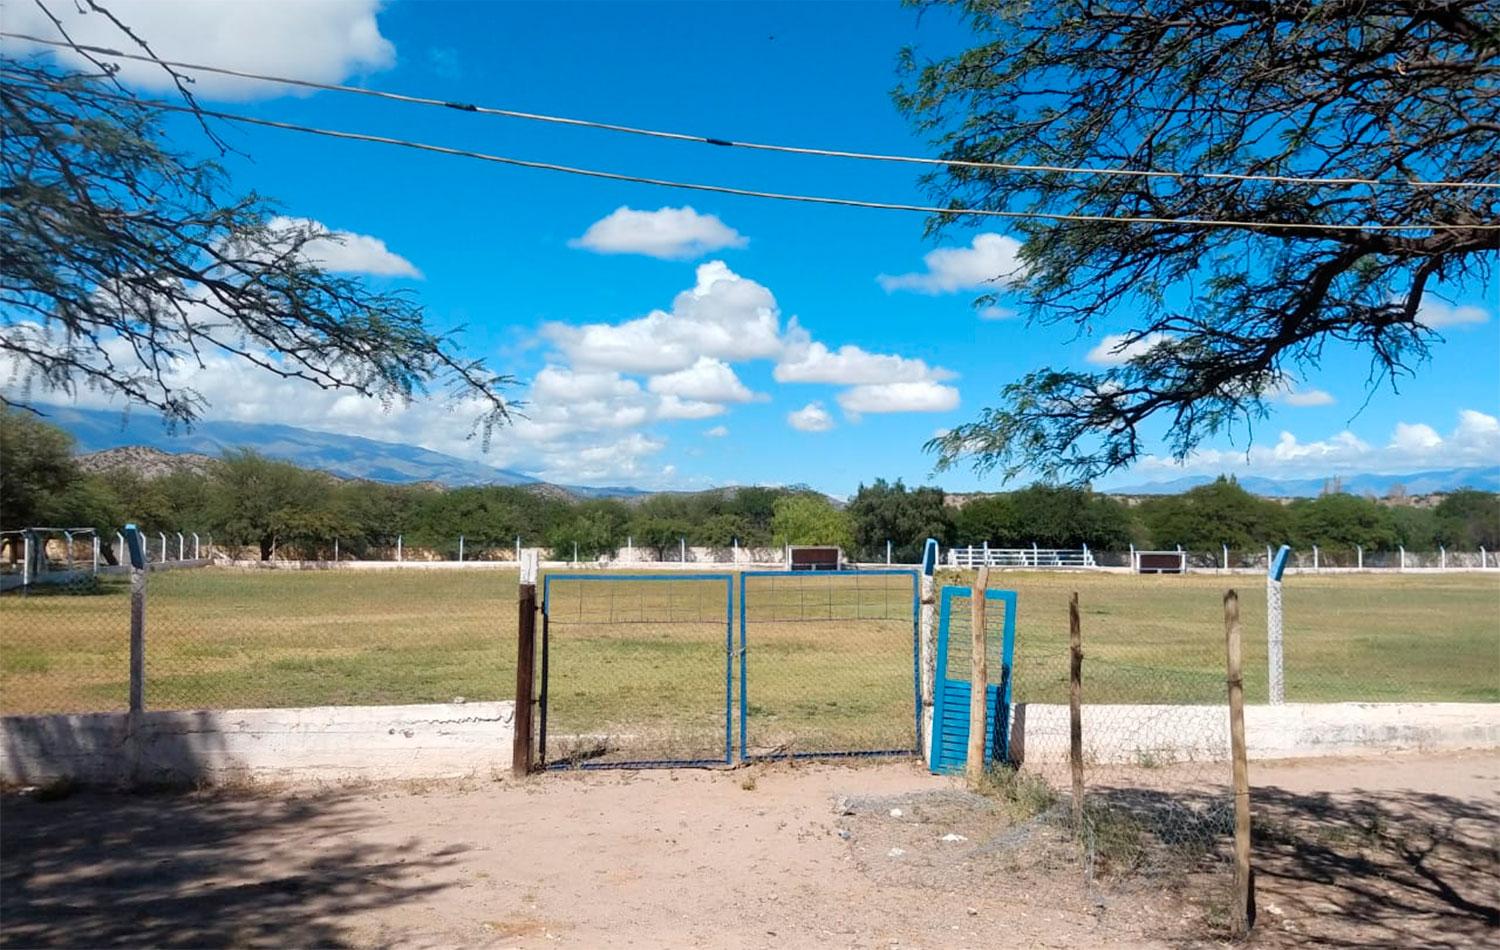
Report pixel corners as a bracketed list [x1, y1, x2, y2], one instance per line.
[737, 568, 921, 763]
[929, 585, 1018, 774]
[540, 572, 735, 769]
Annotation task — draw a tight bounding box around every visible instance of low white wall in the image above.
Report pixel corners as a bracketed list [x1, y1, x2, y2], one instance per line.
[1012, 701, 1500, 764]
[0, 701, 514, 786]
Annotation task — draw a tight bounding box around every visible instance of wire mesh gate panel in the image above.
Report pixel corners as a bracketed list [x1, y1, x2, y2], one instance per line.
[739, 570, 919, 761]
[929, 587, 1018, 775]
[540, 574, 733, 768]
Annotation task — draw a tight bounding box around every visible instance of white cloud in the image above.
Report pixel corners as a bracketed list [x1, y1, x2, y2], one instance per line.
[788, 402, 834, 432]
[837, 381, 960, 416]
[774, 325, 955, 385]
[703, 425, 729, 438]
[570, 206, 747, 259]
[543, 261, 782, 374]
[1268, 382, 1336, 407]
[877, 233, 1025, 294]
[978, 306, 1018, 321]
[1085, 332, 1174, 366]
[7, 1, 394, 101]
[1129, 410, 1500, 480]
[1416, 296, 1490, 329]
[267, 217, 422, 278]
[655, 395, 727, 420]
[647, 357, 756, 403]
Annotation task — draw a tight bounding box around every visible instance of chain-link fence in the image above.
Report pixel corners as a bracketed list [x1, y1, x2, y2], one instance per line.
[741, 570, 918, 759]
[1, 565, 518, 715]
[540, 574, 733, 767]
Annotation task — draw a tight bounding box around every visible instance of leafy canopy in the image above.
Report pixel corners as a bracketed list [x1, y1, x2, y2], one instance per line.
[900, 1, 1499, 482]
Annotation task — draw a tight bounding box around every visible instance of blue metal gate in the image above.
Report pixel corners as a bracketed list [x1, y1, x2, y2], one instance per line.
[540, 573, 733, 768]
[929, 586, 1018, 774]
[739, 570, 920, 761]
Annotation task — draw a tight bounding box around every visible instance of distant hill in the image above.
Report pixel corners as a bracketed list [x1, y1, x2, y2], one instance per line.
[76, 445, 219, 480]
[1108, 466, 1500, 498]
[44, 405, 541, 487]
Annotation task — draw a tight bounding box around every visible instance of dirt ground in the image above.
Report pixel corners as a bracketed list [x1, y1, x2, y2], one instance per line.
[3, 752, 1496, 948]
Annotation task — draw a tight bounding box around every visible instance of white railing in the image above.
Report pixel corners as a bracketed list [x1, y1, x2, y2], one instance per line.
[946, 546, 1098, 569]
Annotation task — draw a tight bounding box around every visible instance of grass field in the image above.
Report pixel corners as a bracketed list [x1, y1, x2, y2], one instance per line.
[2, 567, 1496, 759]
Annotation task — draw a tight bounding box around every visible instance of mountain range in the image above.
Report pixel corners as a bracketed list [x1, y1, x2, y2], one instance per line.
[41, 404, 1498, 500]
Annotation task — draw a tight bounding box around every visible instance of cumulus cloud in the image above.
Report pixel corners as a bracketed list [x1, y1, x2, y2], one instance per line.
[1085, 332, 1175, 366]
[267, 217, 422, 278]
[543, 261, 782, 374]
[788, 402, 834, 432]
[703, 425, 729, 438]
[774, 325, 955, 385]
[837, 381, 960, 417]
[570, 206, 747, 259]
[647, 357, 756, 403]
[978, 306, 1018, 321]
[1416, 296, 1490, 329]
[7, 0, 394, 101]
[1268, 382, 1336, 407]
[877, 233, 1025, 294]
[1129, 409, 1500, 479]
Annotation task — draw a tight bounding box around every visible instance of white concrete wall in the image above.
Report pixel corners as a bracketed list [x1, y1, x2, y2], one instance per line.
[0, 702, 514, 786]
[1011, 701, 1500, 765]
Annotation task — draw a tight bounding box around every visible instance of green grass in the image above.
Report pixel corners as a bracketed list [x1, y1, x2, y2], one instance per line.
[2, 568, 1496, 759]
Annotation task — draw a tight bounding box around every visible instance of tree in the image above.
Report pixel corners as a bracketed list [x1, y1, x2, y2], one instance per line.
[770, 495, 855, 551]
[1434, 489, 1500, 548]
[209, 449, 333, 560]
[1287, 493, 1398, 552]
[846, 478, 952, 561]
[2, 4, 513, 434]
[904, 2, 1499, 482]
[0, 407, 79, 528]
[1138, 476, 1285, 550]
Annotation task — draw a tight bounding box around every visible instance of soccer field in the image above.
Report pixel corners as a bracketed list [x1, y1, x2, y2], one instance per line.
[2, 568, 1496, 726]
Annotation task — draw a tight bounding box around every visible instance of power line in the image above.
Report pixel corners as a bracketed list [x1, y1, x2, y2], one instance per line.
[6, 74, 1494, 234]
[6, 30, 1499, 194]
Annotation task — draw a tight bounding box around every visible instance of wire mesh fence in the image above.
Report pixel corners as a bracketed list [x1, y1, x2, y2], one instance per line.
[740, 571, 918, 760]
[540, 574, 732, 767]
[0, 569, 128, 714]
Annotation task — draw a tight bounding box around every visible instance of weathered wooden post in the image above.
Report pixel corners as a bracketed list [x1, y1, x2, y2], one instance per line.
[513, 549, 540, 777]
[918, 538, 939, 762]
[966, 565, 992, 786]
[1225, 589, 1254, 937]
[1069, 591, 1084, 833]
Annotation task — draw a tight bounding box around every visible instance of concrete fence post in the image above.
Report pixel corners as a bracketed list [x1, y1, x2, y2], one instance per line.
[1440, 545, 1446, 570]
[1223, 543, 1230, 572]
[1481, 546, 1488, 569]
[92, 534, 100, 573]
[158, 532, 166, 563]
[1357, 545, 1363, 570]
[573, 542, 578, 566]
[1399, 545, 1406, 571]
[1267, 545, 1289, 705]
[116, 532, 125, 562]
[1312, 545, 1319, 572]
[1032, 541, 1039, 567]
[177, 532, 184, 561]
[396, 535, 403, 562]
[680, 538, 686, 563]
[334, 538, 339, 562]
[192, 533, 200, 559]
[1129, 543, 1136, 571]
[516, 536, 521, 561]
[887, 540, 892, 565]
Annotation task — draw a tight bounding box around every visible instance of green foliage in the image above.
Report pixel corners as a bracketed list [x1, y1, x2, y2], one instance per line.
[847, 478, 952, 561]
[953, 484, 1134, 549]
[1435, 490, 1500, 549]
[0, 409, 81, 529]
[770, 494, 854, 550]
[210, 450, 336, 560]
[1138, 477, 1288, 550]
[1287, 494, 1398, 553]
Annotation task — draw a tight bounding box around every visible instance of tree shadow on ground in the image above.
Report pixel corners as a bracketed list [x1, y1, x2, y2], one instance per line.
[1079, 779, 1497, 948]
[1, 786, 456, 948]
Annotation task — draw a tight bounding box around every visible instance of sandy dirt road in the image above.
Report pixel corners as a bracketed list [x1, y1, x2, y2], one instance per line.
[3, 752, 1495, 948]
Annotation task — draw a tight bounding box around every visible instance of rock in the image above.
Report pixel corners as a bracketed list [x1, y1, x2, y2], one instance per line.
[966, 907, 978, 917]
[940, 833, 968, 843]
[887, 847, 905, 858]
[837, 829, 851, 840]
[889, 808, 904, 818]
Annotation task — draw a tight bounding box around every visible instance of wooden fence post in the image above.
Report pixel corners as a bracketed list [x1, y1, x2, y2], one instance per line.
[1069, 591, 1084, 832]
[966, 565, 991, 785]
[513, 550, 539, 777]
[1225, 589, 1254, 936]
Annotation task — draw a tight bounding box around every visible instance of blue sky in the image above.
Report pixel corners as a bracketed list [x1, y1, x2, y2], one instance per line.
[8, 1, 1498, 494]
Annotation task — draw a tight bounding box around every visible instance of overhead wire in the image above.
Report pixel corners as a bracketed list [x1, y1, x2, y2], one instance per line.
[5, 30, 1500, 193]
[4, 73, 1494, 234]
